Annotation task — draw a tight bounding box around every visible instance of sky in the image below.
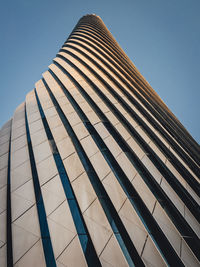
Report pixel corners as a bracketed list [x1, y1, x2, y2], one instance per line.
[0, 0, 199, 144]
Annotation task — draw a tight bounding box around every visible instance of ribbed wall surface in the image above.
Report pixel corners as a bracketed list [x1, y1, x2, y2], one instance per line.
[0, 14, 199, 267]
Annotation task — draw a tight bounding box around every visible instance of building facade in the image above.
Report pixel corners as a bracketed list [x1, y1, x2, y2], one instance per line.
[0, 14, 199, 267]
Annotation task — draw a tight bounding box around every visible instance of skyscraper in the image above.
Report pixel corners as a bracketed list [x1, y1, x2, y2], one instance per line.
[0, 14, 199, 266]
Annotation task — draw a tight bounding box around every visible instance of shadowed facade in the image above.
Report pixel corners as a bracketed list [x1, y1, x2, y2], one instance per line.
[0, 14, 200, 267]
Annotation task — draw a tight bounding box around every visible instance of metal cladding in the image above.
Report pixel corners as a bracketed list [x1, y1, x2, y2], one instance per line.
[0, 14, 200, 267]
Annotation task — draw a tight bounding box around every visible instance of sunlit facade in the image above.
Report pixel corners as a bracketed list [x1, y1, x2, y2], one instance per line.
[0, 14, 199, 266]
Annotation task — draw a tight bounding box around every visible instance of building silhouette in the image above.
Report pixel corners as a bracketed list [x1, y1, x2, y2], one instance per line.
[0, 14, 199, 267]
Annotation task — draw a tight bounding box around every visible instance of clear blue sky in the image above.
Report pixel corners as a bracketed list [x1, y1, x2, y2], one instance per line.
[0, 0, 199, 144]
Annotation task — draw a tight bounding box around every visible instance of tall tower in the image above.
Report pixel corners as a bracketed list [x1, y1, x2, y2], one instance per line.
[0, 14, 199, 267]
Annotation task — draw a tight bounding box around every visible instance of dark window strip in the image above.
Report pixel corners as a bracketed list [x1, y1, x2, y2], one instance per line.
[63, 39, 200, 178]
[34, 89, 101, 267]
[53, 58, 200, 261]
[67, 31, 200, 164]
[7, 123, 13, 267]
[56, 51, 200, 220]
[42, 77, 145, 267]
[46, 70, 184, 267]
[25, 106, 56, 267]
[61, 43, 200, 193]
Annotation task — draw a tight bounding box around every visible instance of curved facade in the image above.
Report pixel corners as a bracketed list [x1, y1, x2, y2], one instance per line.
[0, 14, 200, 267]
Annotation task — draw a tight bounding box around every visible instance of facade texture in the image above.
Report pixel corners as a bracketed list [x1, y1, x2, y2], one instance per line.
[0, 14, 200, 267]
